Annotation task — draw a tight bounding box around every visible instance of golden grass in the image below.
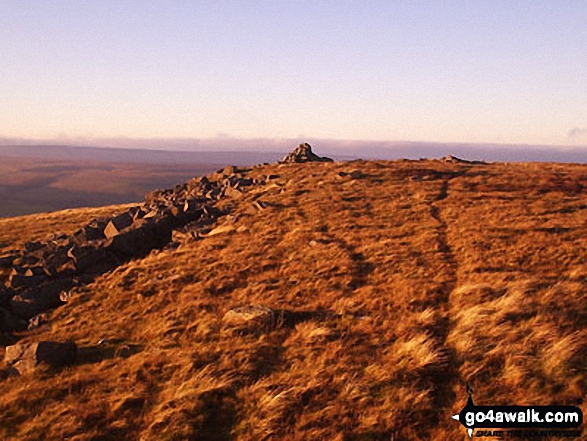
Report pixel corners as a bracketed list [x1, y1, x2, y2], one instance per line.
[0, 159, 586, 440]
[0, 204, 137, 254]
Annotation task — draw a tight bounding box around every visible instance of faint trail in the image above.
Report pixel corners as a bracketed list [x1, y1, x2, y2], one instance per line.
[422, 175, 463, 432]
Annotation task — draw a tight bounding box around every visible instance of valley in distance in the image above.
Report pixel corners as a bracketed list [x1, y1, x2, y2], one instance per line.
[0, 143, 585, 440]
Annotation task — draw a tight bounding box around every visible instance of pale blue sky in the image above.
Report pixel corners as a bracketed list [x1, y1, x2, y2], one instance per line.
[1, 1, 586, 146]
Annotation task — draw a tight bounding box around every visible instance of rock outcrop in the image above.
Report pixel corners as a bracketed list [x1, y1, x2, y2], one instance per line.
[442, 155, 486, 165]
[281, 143, 333, 163]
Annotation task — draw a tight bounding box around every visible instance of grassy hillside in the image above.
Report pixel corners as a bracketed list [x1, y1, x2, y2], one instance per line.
[0, 158, 585, 440]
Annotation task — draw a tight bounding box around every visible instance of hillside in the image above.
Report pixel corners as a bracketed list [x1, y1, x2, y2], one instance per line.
[0, 149, 586, 440]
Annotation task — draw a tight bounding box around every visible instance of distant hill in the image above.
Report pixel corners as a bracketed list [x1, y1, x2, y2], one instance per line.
[0, 154, 585, 440]
[2, 139, 587, 163]
[0, 145, 285, 165]
[0, 146, 287, 217]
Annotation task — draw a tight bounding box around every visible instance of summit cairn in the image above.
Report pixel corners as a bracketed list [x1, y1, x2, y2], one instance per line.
[281, 143, 333, 163]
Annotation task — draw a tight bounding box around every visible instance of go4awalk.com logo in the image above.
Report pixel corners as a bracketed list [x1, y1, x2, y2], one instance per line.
[451, 387, 583, 438]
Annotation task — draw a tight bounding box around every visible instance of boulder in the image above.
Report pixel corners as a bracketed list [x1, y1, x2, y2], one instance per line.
[24, 266, 48, 277]
[143, 210, 158, 219]
[281, 143, 333, 163]
[55, 260, 77, 277]
[202, 205, 222, 218]
[9, 270, 48, 289]
[205, 188, 222, 200]
[207, 224, 236, 237]
[28, 313, 49, 330]
[22, 241, 43, 253]
[221, 165, 237, 175]
[43, 246, 71, 274]
[9, 278, 76, 319]
[104, 212, 134, 239]
[71, 224, 105, 244]
[235, 177, 254, 188]
[0, 308, 26, 332]
[222, 305, 276, 332]
[183, 200, 199, 213]
[0, 285, 10, 307]
[224, 186, 243, 198]
[105, 218, 172, 259]
[14, 254, 40, 266]
[0, 254, 16, 268]
[67, 244, 118, 273]
[4, 340, 78, 375]
[129, 206, 147, 221]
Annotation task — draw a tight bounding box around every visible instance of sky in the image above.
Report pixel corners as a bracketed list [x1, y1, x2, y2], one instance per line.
[1, 1, 586, 147]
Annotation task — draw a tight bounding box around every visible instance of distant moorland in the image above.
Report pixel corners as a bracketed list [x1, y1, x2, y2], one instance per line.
[0, 146, 287, 217]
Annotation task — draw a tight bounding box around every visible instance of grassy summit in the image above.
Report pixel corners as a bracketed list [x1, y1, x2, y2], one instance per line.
[0, 156, 586, 440]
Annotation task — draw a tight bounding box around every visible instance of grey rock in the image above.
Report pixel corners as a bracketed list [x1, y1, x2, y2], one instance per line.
[281, 143, 333, 163]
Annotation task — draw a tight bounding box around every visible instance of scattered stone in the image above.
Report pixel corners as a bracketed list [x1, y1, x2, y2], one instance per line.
[281, 143, 333, 163]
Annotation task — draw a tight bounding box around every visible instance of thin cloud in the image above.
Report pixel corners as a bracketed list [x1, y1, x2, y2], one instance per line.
[568, 127, 587, 139]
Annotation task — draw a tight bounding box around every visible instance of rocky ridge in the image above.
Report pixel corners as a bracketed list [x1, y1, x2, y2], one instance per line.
[0, 143, 336, 373]
[0, 164, 265, 337]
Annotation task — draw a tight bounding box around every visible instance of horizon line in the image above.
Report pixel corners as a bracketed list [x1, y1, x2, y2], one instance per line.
[2, 135, 587, 152]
